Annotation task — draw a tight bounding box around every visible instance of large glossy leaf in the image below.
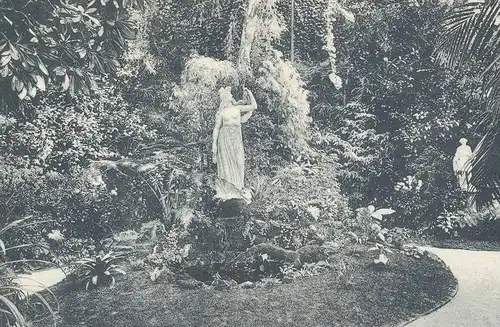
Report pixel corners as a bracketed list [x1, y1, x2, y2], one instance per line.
[0, 239, 5, 256]
[112, 266, 126, 275]
[27, 82, 36, 97]
[371, 208, 395, 221]
[0, 0, 150, 112]
[374, 253, 388, 265]
[372, 208, 395, 217]
[37, 59, 49, 76]
[62, 74, 70, 90]
[0, 53, 10, 67]
[35, 75, 46, 91]
[9, 43, 20, 61]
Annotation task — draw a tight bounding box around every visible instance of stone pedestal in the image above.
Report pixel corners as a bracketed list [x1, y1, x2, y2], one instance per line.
[214, 199, 249, 251]
[216, 198, 248, 217]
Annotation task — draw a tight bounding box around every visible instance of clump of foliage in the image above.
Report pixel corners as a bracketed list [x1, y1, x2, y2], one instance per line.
[303, 0, 477, 225]
[0, 0, 151, 113]
[310, 102, 387, 207]
[76, 251, 127, 290]
[435, 0, 500, 207]
[348, 205, 396, 266]
[0, 79, 162, 249]
[244, 155, 350, 250]
[252, 49, 312, 161]
[389, 147, 467, 227]
[435, 207, 500, 240]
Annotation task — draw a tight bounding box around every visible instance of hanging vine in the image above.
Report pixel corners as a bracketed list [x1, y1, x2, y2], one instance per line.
[323, 0, 355, 90]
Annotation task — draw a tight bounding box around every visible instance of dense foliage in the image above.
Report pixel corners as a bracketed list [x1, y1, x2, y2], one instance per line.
[306, 0, 478, 226]
[0, 0, 150, 114]
[0, 2, 496, 315]
[435, 0, 500, 207]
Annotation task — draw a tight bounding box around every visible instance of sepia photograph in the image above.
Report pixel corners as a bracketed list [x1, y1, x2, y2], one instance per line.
[1, 0, 499, 326]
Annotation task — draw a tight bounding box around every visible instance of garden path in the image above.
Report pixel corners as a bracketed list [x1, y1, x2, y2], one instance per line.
[15, 267, 66, 294]
[406, 246, 500, 327]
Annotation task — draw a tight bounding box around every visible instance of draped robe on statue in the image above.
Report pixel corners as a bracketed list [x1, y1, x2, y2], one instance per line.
[215, 103, 252, 203]
[453, 142, 473, 191]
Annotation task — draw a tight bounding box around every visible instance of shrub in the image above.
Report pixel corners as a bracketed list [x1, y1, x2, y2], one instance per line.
[346, 205, 396, 266]
[252, 49, 312, 161]
[0, 80, 174, 252]
[300, 0, 477, 228]
[75, 251, 127, 290]
[388, 147, 467, 227]
[244, 155, 351, 250]
[435, 207, 500, 240]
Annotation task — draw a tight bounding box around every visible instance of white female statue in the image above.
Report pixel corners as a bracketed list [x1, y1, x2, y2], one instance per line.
[453, 138, 473, 191]
[212, 86, 257, 203]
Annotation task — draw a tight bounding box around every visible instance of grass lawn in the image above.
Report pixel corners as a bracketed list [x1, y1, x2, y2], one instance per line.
[38, 245, 457, 327]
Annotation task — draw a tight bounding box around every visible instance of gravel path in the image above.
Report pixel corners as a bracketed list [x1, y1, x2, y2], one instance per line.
[15, 267, 66, 294]
[406, 247, 500, 327]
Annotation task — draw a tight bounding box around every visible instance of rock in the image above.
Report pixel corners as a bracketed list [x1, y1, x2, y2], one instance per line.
[322, 241, 340, 251]
[217, 199, 248, 217]
[240, 281, 255, 289]
[212, 279, 236, 291]
[250, 243, 300, 265]
[297, 245, 327, 264]
[176, 278, 203, 289]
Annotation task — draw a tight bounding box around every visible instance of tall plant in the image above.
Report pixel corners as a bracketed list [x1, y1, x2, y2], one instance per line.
[0, 217, 58, 327]
[435, 0, 500, 207]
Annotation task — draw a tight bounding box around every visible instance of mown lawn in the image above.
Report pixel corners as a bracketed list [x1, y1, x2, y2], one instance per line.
[39, 246, 457, 327]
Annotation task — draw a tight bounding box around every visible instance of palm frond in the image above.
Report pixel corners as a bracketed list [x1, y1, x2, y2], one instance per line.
[436, 0, 500, 207]
[467, 130, 500, 208]
[483, 89, 500, 126]
[435, 1, 500, 71]
[435, 1, 485, 67]
[0, 294, 27, 326]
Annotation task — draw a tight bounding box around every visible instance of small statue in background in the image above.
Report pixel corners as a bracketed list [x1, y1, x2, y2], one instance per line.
[453, 138, 473, 191]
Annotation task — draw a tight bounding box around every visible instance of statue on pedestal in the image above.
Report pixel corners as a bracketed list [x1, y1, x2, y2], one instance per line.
[453, 138, 473, 191]
[212, 86, 257, 204]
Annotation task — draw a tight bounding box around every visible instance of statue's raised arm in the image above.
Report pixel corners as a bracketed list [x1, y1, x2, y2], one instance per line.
[234, 88, 257, 113]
